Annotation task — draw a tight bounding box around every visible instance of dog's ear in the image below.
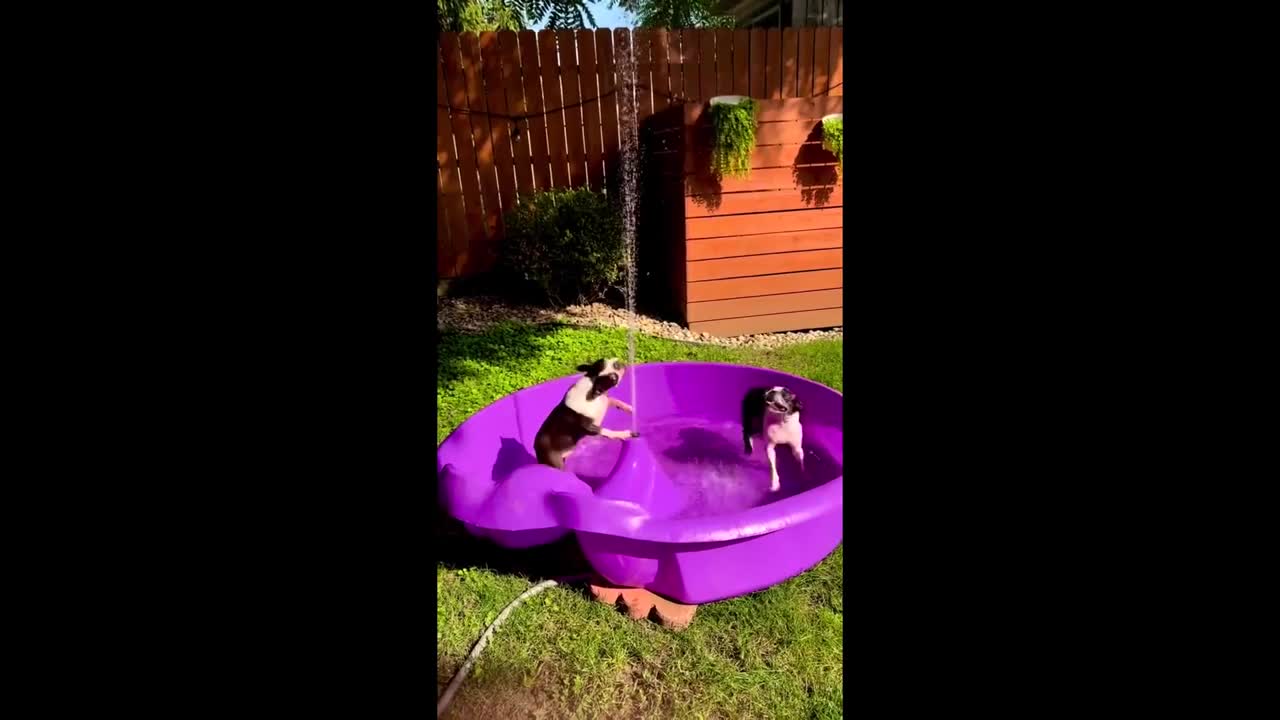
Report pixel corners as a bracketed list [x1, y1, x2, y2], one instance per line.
[791, 395, 804, 413]
[579, 358, 607, 376]
[576, 364, 593, 373]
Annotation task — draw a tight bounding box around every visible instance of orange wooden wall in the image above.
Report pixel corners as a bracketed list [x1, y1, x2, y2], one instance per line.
[437, 27, 844, 282]
[680, 96, 843, 336]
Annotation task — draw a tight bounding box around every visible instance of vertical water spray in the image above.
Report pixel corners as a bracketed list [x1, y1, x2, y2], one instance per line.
[616, 29, 641, 432]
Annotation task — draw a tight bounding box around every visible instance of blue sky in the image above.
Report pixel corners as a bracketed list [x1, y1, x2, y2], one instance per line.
[529, 0, 636, 30]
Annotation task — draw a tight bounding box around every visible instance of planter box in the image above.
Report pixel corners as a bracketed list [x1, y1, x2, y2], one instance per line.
[677, 97, 844, 337]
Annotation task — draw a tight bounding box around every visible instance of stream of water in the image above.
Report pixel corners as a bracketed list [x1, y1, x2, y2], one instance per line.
[616, 30, 641, 432]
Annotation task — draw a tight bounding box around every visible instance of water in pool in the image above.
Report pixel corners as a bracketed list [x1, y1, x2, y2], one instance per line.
[564, 415, 841, 519]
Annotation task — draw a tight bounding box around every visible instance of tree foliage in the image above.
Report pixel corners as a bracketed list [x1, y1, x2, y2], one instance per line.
[610, 0, 735, 29]
[436, 0, 597, 32]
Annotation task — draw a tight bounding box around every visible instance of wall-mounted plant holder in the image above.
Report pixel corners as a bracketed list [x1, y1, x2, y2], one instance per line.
[707, 96, 758, 180]
[821, 113, 843, 176]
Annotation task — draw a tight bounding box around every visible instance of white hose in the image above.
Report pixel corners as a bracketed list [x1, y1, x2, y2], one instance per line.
[437, 575, 590, 718]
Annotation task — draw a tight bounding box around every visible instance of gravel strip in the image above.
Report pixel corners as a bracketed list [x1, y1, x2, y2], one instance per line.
[438, 296, 842, 349]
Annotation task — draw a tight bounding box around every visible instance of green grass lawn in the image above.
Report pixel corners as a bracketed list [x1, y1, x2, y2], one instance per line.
[437, 321, 843, 720]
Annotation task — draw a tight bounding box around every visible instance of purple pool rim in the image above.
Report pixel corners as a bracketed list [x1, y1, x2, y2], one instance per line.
[437, 361, 843, 604]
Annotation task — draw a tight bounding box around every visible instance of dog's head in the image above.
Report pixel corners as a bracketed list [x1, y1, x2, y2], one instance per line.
[764, 386, 802, 415]
[577, 357, 626, 399]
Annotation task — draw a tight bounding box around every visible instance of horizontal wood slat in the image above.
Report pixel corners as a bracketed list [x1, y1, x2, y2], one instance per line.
[685, 166, 839, 195]
[686, 288, 843, 322]
[688, 307, 843, 336]
[687, 119, 824, 148]
[686, 207, 842, 239]
[686, 228, 842, 260]
[687, 248, 842, 281]
[684, 141, 839, 173]
[686, 188, 843, 217]
[686, 268, 843, 302]
[752, 142, 837, 168]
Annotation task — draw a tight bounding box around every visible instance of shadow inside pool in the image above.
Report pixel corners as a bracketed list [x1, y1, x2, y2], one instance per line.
[434, 497, 593, 583]
[492, 438, 535, 483]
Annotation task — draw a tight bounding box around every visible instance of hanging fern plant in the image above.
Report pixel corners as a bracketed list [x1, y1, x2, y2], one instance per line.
[708, 97, 758, 180]
[822, 115, 843, 176]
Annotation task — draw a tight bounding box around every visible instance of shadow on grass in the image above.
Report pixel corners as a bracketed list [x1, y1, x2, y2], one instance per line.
[438, 322, 572, 392]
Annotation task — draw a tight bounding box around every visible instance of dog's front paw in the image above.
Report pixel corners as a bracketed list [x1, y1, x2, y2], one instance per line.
[769, 478, 781, 492]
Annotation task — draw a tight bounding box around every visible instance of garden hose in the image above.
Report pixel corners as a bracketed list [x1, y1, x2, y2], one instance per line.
[437, 574, 593, 718]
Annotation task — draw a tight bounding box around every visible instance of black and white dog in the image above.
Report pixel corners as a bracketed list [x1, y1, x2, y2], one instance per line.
[535, 358, 637, 470]
[742, 386, 805, 492]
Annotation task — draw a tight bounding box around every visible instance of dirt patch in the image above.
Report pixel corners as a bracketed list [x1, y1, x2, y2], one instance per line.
[438, 296, 843, 349]
[438, 664, 569, 720]
[438, 660, 670, 720]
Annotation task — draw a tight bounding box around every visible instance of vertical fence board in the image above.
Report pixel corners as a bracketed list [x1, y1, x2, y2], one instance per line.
[557, 30, 588, 188]
[652, 30, 671, 114]
[668, 30, 685, 104]
[813, 27, 831, 96]
[715, 29, 733, 97]
[437, 178, 450, 277]
[765, 28, 782, 100]
[749, 29, 766, 100]
[596, 29, 620, 190]
[480, 32, 517, 223]
[612, 29, 632, 181]
[498, 31, 533, 198]
[828, 27, 843, 96]
[441, 33, 485, 275]
[797, 28, 815, 98]
[437, 50, 466, 277]
[781, 29, 798, 98]
[682, 29, 701, 102]
[576, 30, 605, 190]
[634, 30, 655, 125]
[517, 30, 551, 192]
[699, 30, 716, 99]
[538, 30, 570, 188]
[733, 28, 750, 96]
[461, 33, 502, 263]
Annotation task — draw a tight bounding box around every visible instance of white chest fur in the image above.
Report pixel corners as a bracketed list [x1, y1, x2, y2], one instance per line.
[563, 376, 609, 424]
[764, 410, 803, 445]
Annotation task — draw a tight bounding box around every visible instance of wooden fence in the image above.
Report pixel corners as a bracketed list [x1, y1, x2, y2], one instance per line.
[437, 27, 844, 279]
[680, 96, 842, 335]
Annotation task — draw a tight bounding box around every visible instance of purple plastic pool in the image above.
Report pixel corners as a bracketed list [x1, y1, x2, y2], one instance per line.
[437, 362, 843, 604]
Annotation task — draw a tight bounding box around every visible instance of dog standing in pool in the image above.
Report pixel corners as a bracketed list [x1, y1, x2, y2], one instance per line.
[535, 358, 637, 470]
[742, 386, 805, 492]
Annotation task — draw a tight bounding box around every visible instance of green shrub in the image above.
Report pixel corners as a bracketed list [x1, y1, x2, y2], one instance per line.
[822, 116, 843, 175]
[499, 187, 624, 306]
[709, 98, 758, 179]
